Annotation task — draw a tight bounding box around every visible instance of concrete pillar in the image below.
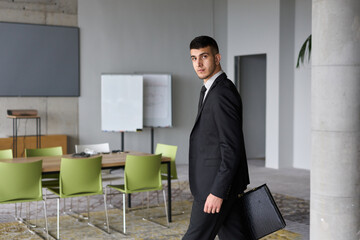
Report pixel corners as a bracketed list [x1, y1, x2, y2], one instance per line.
[311, 0, 360, 239]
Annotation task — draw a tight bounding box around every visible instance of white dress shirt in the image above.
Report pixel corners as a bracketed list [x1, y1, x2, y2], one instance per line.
[203, 70, 224, 101]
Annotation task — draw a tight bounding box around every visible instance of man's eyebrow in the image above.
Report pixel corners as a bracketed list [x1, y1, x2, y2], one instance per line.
[191, 52, 209, 58]
[199, 52, 209, 56]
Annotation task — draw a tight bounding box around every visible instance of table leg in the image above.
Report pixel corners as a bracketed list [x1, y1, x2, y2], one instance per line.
[14, 118, 17, 158]
[12, 118, 15, 157]
[36, 118, 39, 148]
[167, 162, 172, 222]
[128, 194, 131, 208]
[36, 117, 41, 148]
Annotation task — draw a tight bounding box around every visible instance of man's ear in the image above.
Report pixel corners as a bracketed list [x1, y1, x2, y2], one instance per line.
[215, 53, 221, 65]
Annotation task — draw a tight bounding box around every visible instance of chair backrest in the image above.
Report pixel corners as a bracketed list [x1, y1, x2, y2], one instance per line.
[59, 156, 103, 198]
[25, 146, 63, 157]
[0, 160, 42, 203]
[155, 143, 178, 180]
[0, 149, 13, 159]
[75, 143, 110, 154]
[124, 154, 162, 192]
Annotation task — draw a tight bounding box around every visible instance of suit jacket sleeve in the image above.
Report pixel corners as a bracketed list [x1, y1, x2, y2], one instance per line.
[210, 85, 244, 199]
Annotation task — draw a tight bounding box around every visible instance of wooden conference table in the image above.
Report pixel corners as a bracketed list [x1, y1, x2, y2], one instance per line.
[5, 151, 173, 222]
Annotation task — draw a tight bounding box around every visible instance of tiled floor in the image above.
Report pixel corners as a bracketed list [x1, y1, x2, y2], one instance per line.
[176, 159, 310, 240]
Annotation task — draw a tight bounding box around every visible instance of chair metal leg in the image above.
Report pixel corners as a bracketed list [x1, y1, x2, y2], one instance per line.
[141, 190, 170, 229]
[108, 182, 115, 208]
[87, 196, 90, 220]
[123, 194, 126, 234]
[26, 203, 30, 224]
[35, 201, 39, 226]
[64, 197, 88, 220]
[69, 198, 73, 212]
[43, 196, 58, 239]
[106, 182, 124, 210]
[162, 189, 169, 226]
[143, 193, 147, 219]
[57, 198, 60, 240]
[85, 195, 111, 235]
[163, 179, 185, 215]
[57, 195, 110, 236]
[177, 179, 185, 214]
[15, 203, 36, 228]
[12, 200, 50, 239]
[156, 191, 160, 206]
[18, 203, 23, 220]
[104, 188, 126, 236]
[26, 202, 37, 228]
[77, 198, 81, 216]
[103, 194, 110, 233]
[15, 203, 18, 219]
[147, 192, 150, 210]
[43, 200, 49, 240]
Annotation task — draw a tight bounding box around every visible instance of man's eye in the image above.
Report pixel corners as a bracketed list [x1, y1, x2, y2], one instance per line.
[191, 57, 196, 61]
[202, 55, 207, 59]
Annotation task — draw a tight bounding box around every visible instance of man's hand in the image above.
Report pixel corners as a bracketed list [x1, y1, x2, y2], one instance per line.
[204, 193, 223, 214]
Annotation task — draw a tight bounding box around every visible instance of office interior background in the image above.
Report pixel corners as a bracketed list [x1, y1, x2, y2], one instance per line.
[0, 0, 359, 239]
[0, 0, 312, 170]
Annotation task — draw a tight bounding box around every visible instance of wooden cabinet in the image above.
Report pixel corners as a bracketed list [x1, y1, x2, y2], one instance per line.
[0, 135, 67, 157]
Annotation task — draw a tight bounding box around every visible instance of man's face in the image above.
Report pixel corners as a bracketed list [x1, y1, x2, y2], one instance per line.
[190, 46, 221, 81]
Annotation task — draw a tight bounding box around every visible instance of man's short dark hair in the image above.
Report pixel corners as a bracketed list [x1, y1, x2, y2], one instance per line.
[190, 36, 219, 54]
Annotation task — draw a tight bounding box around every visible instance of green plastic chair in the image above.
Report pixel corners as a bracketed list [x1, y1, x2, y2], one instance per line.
[75, 143, 123, 182]
[75, 143, 123, 209]
[23, 147, 62, 228]
[0, 149, 19, 220]
[0, 160, 49, 239]
[47, 156, 109, 239]
[25, 146, 63, 187]
[0, 149, 13, 159]
[25, 146, 63, 157]
[155, 143, 178, 180]
[155, 143, 184, 214]
[107, 154, 168, 234]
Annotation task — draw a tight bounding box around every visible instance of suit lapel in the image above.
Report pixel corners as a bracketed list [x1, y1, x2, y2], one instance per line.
[191, 73, 226, 134]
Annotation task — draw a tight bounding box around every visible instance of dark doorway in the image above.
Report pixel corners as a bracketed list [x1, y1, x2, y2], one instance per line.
[235, 54, 266, 160]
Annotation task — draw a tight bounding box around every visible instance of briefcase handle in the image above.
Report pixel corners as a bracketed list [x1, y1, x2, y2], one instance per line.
[238, 183, 267, 198]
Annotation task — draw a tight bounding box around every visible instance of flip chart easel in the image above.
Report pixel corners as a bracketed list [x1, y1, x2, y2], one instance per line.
[143, 74, 172, 153]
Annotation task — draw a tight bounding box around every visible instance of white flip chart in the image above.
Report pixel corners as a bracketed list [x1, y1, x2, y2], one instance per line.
[101, 74, 143, 132]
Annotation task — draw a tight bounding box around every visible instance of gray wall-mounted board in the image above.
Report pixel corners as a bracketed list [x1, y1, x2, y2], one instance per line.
[0, 22, 79, 97]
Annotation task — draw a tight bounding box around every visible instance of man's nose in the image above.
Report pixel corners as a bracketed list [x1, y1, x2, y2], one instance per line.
[197, 59, 203, 67]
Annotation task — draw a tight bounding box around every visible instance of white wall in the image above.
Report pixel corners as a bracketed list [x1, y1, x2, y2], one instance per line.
[293, 0, 312, 169]
[214, 0, 228, 70]
[227, 0, 281, 168]
[78, 0, 225, 164]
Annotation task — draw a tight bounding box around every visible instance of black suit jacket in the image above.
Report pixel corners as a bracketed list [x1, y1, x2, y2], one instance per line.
[189, 73, 250, 201]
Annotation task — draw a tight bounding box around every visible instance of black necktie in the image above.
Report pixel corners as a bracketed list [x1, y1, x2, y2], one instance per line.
[198, 86, 207, 113]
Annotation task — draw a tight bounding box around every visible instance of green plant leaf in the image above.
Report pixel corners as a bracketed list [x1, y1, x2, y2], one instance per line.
[296, 35, 312, 68]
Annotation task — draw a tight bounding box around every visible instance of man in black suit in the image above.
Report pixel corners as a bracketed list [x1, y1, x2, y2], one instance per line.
[183, 36, 250, 240]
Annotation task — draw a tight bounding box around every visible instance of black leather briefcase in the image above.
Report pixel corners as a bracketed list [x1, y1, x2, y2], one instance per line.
[239, 184, 286, 240]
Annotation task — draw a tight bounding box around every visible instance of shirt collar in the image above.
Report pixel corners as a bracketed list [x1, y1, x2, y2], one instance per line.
[204, 70, 224, 90]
